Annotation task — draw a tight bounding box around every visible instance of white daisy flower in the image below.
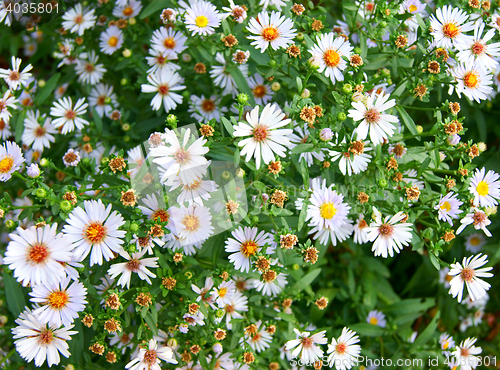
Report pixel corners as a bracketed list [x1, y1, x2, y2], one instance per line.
[456, 209, 492, 237]
[289, 124, 326, 166]
[62, 3, 96, 35]
[327, 327, 361, 370]
[126, 339, 177, 370]
[260, 0, 286, 10]
[62, 148, 81, 167]
[75, 51, 107, 85]
[330, 139, 372, 176]
[54, 83, 69, 100]
[189, 94, 227, 122]
[285, 328, 327, 364]
[400, 0, 427, 30]
[0, 140, 24, 182]
[185, 0, 222, 36]
[138, 193, 171, 224]
[141, 68, 185, 112]
[88, 83, 118, 118]
[126, 145, 146, 179]
[452, 337, 482, 370]
[465, 233, 486, 253]
[353, 214, 369, 244]
[110, 332, 135, 354]
[219, 291, 248, 330]
[149, 128, 209, 186]
[3, 223, 73, 287]
[99, 25, 124, 55]
[232, 103, 293, 169]
[210, 52, 249, 96]
[349, 92, 399, 146]
[469, 168, 500, 208]
[247, 11, 297, 52]
[146, 49, 180, 75]
[225, 226, 274, 273]
[448, 254, 493, 303]
[21, 110, 57, 151]
[429, 5, 474, 49]
[222, 1, 247, 23]
[50, 97, 89, 134]
[365, 207, 413, 258]
[12, 309, 77, 367]
[243, 320, 273, 353]
[0, 0, 22, 26]
[251, 267, 287, 297]
[30, 277, 87, 327]
[439, 333, 455, 357]
[112, 0, 142, 18]
[0, 117, 10, 139]
[0, 56, 33, 91]
[366, 310, 386, 327]
[160, 7, 178, 23]
[168, 175, 218, 205]
[306, 186, 353, 246]
[62, 199, 126, 266]
[192, 277, 217, 309]
[131, 234, 164, 255]
[452, 61, 493, 103]
[248, 73, 274, 105]
[150, 27, 188, 57]
[489, 13, 500, 31]
[308, 33, 353, 85]
[0, 90, 18, 124]
[456, 22, 500, 72]
[108, 249, 159, 289]
[435, 192, 463, 226]
[211, 280, 236, 307]
[170, 203, 214, 245]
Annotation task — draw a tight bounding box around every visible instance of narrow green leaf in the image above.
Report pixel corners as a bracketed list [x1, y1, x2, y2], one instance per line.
[290, 269, 322, 293]
[144, 312, 158, 335]
[349, 323, 385, 337]
[221, 117, 235, 136]
[15, 110, 26, 142]
[383, 298, 435, 315]
[229, 68, 256, 106]
[396, 106, 420, 139]
[291, 143, 314, 154]
[417, 157, 431, 177]
[296, 77, 303, 92]
[429, 252, 441, 271]
[410, 311, 440, 352]
[34, 73, 60, 106]
[93, 109, 103, 135]
[343, 3, 359, 11]
[2, 272, 26, 317]
[139, 0, 169, 19]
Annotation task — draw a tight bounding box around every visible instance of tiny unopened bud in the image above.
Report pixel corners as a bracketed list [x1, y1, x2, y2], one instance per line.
[237, 93, 249, 104]
[122, 123, 131, 131]
[128, 17, 136, 25]
[39, 158, 50, 167]
[213, 342, 223, 353]
[416, 125, 423, 134]
[301, 88, 310, 98]
[60, 200, 73, 213]
[320, 128, 333, 141]
[35, 188, 47, 199]
[271, 82, 281, 91]
[337, 112, 347, 121]
[27, 163, 40, 178]
[342, 84, 353, 94]
[122, 49, 132, 57]
[182, 53, 192, 62]
[38, 79, 46, 88]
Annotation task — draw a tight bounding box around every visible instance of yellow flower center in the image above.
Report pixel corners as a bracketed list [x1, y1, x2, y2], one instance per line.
[262, 26, 279, 41]
[240, 240, 259, 257]
[320, 202, 336, 219]
[464, 72, 479, 88]
[440, 201, 451, 212]
[182, 215, 200, 232]
[48, 290, 69, 309]
[369, 317, 378, 325]
[409, 4, 417, 12]
[164, 37, 176, 49]
[219, 287, 227, 297]
[476, 180, 489, 196]
[469, 236, 480, 246]
[323, 49, 340, 67]
[123, 6, 133, 16]
[195, 15, 209, 28]
[0, 156, 14, 174]
[442, 22, 460, 38]
[253, 85, 267, 98]
[85, 222, 106, 244]
[443, 341, 449, 350]
[108, 36, 118, 47]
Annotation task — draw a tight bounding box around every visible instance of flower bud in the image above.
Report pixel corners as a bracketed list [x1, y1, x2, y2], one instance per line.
[292, 263, 300, 270]
[39, 158, 50, 167]
[27, 163, 40, 178]
[122, 49, 132, 57]
[60, 200, 73, 213]
[271, 82, 281, 91]
[127, 244, 137, 253]
[166, 114, 178, 127]
[381, 68, 390, 77]
[120, 78, 128, 85]
[182, 53, 192, 62]
[252, 215, 259, 224]
[216, 309, 225, 318]
[301, 88, 310, 98]
[477, 142, 487, 152]
[130, 222, 140, 232]
[123, 135, 130, 142]
[379, 21, 388, 28]
[237, 93, 249, 104]
[0, 315, 8, 325]
[485, 206, 497, 216]
[269, 60, 276, 67]
[65, 365, 75, 370]
[378, 178, 388, 188]
[320, 128, 333, 142]
[185, 271, 193, 279]
[447, 134, 460, 146]
[416, 125, 423, 134]
[128, 17, 136, 25]
[38, 79, 46, 88]
[6, 219, 16, 229]
[36, 188, 47, 199]
[337, 112, 347, 121]
[342, 84, 353, 94]
[296, 32, 304, 40]
[352, 92, 364, 102]
[213, 343, 223, 353]
[167, 338, 178, 349]
[222, 171, 231, 180]
[235, 168, 245, 178]
[122, 123, 131, 131]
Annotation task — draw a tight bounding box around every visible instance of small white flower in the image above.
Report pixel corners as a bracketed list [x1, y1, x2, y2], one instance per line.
[366, 310, 386, 327]
[456, 209, 492, 237]
[452, 337, 482, 370]
[170, 203, 214, 245]
[222, 1, 247, 23]
[365, 207, 413, 258]
[308, 33, 353, 84]
[141, 69, 185, 112]
[448, 254, 493, 303]
[0, 90, 18, 124]
[150, 27, 188, 57]
[468, 168, 500, 208]
[327, 327, 361, 370]
[88, 83, 118, 118]
[439, 333, 455, 357]
[435, 192, 463, 226]
[189, 94, 227, 122]
[185, 0, 223, 36]
[108, 249, 159, 289]
[246, 11, 297, 52]
[126, 339, 177, 370]
[225, 226, 274, 273]
[452, 61, 494, 103]
[285, 328, 327, 364]
[62, 4, 96, 35]
[429, 5, 474, 49]
[456, 22, 500, 71]
[0, 56, 33, 91]
[289, 124, 326, 166]
[465, 233, 486, 253]
[211, 280, 236, 307]
[75, 51, 107, 85]
[0, 140, 24, 182]
[99, 25, 124, 55]
[210, 52, 249, 96]
[26, 163, 40, 178]
[50, 97, 89, 134]
[353, 214, 369, 244]
[21, 110, 57, 151]
[112, 0, 142, 19]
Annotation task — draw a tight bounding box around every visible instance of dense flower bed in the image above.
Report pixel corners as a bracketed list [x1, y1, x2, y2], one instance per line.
[0, 0, 499, 369]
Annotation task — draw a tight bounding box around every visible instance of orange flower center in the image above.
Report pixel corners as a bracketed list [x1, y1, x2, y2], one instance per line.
[253, 85, 267, 98]
[9, 71, 20, 81]
[0, 119, 5, 129]
[0, 156, 14, 174]
[471, 41, 485, 56]
[201, 99, 215, 112]
[379, 223, 394, 236]
[74, 15, 83, 24]
[464, 71, 479, 88]
[35, 126, 46, 137]
[174, 149, 190, 164]
[182, 215, 200, 232]
[39, 329, 54, 345]
[48, 290, 69, 309]
[127, 259, 140, 272]
[460, 267, 476, 282]
[336, 342, 347, 354]
[108, 36, 118, 47]
[152, 209, 169, 223]
[85, 222, 106, 244]
[65, 110, 76, 119]
[365, 108, 380, 124]
[28, 244, 49, 264]
[143, 349, 157, 365]
[262, 26, 279, 41]
[164, 37, 176, 49]
[240, 240, 259, 257]
[85, 63, 94, 72]
[123, 6, 133, 16]
[301, 336, 313, 348]
[158, 84, 169, 96]
[324, 49, 341, 67]
[253, 125, 269, 142]
[442, 22, 460, 38]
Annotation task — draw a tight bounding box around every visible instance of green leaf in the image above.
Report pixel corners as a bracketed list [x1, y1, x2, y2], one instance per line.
[144, 312, 158, 336]
[277, 312, 296, 323]
[410, 311, 440, 352]
[15, 110, 26, 142]
[417, 157, 431, 177]
[297, 199, 308, 231]
[396, 106, 420, 140]
[2, 272, 26, 317]
[252, 181, 267, 192]
[296, 77, 303, 92]
[429, 252, 441, 271]
[139, 0, 169, 19]
[349, 323, 385, 337]
[290, 269, 322, 293]
[34, 73, 60, 106]
[383, 298, 435, 315]
[343, 3, 359, 11]
[291, 143, 314, 154]
[229, 68, 256, 106]
[415, 14, 427, 30]
[221, 117, 235, 136]
[93, 109, 103, 135]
